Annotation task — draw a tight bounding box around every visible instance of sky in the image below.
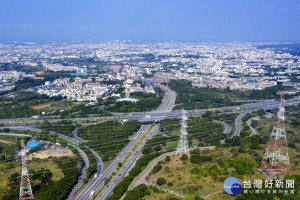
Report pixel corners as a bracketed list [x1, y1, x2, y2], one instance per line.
[1, 0, 300, 42]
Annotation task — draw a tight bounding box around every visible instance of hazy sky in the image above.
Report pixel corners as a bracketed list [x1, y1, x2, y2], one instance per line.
[1, 0, 300, 42]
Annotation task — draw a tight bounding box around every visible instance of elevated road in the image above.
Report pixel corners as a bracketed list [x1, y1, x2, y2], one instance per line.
[212, 120, 231, 134]
[1, 97, 299, 125]
[95, 85, 176, 199]
[230, 112, 250, 138]
[67, 147, 89, 200]
[73, 128, 88, 143]
[74, 84, 176, 200]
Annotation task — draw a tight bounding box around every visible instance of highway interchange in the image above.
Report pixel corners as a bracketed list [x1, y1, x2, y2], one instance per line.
[74, 84, 176, 200]
[0, 85, 299, 199]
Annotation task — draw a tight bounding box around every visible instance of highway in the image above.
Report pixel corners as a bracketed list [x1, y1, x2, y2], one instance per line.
[94, 85, 176, 200]
[227, 98, 299, 138]
[72, 128, 88, 143]
[0, 90, 299, 199]
[98, 124, 160, 200]
[212, 120, 232, 134]
[92, 95, 299, 199]
[88, 147, 103, 176]
[0, 127, 96, 194]
[74, 124, 152, 199]
[66, 147, 90, 200]
[73, 84, 176, 200]
[0, 127, 91, 200]
[1, 97, 299, 125]
[230, 112, 250, 138]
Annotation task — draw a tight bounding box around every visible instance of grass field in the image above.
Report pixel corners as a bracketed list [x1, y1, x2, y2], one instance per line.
[144, 191, 178, 200]
[0, 139, 12, 144]
[147, 144, 300, 200]
[28, 159, 64, 181]
[32, 103, 51, 110]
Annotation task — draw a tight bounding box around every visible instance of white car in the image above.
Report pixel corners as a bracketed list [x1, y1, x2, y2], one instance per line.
[90, 191, 94, 197]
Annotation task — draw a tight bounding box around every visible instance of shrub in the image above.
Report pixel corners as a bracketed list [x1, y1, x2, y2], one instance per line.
[157, 177, 167, 186]
[154, 145, 161, 152]
[191, 167, 200, 174]
[181, 154, 188, 161]
[152, 164, 162, 174]
[167, 182, 173, 187]
[165, 156, 171, 162]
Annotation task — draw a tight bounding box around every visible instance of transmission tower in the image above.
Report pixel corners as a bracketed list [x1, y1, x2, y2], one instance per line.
[19, 141, 34, 200]
[259, 92, 289, 179]
[176, 110, 189, 159]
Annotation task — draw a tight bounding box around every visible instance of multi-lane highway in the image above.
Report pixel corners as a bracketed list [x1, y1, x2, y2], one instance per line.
[0, 88, 299, 199]
[95, 85, 176, 200]
[74, 85, 176, 200]
[97, 124, 160, 200]
[67, 147, 90, 200]
[1, 97, 299, 126]
[74, 124, 152, 199]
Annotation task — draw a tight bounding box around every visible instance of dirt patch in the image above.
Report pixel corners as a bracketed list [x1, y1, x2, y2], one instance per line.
[0, 139, 12, 144]
[32, 103, 51, 110]
[28, 145, 75, 160]
[202, 190, 223, 199]
[0, 101, 11, 104]
[32, 76, 44, 80]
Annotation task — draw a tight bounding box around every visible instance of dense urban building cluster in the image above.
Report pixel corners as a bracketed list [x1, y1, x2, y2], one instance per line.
[0, 41, 300, 100]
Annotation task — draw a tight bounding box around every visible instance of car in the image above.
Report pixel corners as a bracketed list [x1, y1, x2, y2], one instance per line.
[90, 191, 94, 197]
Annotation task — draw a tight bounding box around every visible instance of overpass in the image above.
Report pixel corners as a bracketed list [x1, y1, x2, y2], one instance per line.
[1, 97, 299, 126]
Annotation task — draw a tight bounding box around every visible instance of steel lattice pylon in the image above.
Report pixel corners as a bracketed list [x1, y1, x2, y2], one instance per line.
[176, 110, 189, 159]
[259, 92, 290, 179]
[19, 141, 34, 200]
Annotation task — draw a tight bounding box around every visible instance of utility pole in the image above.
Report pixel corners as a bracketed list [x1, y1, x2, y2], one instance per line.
[19, 141, 34, 200]
[259, 92, 289, 179]
[175, 110, 189, 159]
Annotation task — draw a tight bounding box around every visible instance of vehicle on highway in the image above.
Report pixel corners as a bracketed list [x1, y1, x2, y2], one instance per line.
[94, 174, 98, 179]
[90, 191, 94, 197]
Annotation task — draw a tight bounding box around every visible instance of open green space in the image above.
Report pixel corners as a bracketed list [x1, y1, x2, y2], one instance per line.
[0, 136, 21, 199]
[168, 79, 294, 110]
[0, 149, 81, 200]
[0, 129, 83, 200]
[77, 120, 140, 163]
[106, 91, 164, 112]
[41, 120, 76, 137]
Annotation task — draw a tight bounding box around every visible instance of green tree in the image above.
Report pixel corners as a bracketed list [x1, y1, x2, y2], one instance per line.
[156, 177, 166, 186]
